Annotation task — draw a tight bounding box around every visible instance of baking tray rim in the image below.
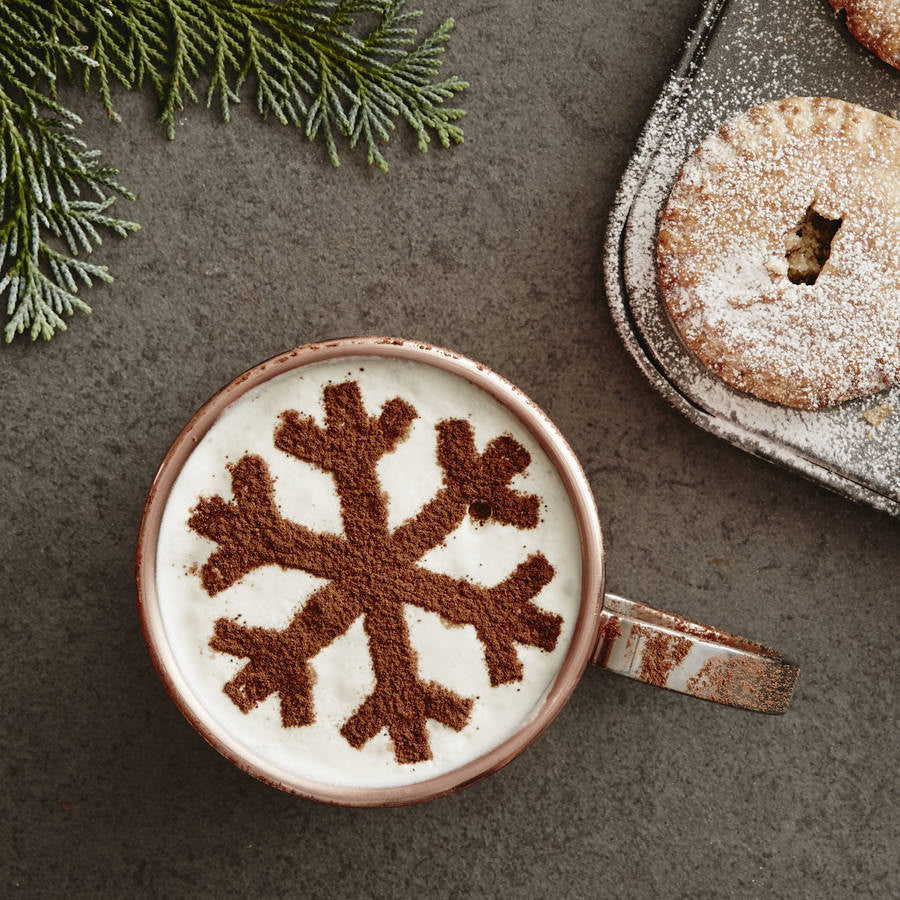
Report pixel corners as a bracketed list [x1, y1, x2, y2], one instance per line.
[600, 0, 899, 519]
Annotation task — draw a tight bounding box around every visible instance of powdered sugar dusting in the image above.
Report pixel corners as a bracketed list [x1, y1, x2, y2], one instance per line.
[613, 0, 900, 506]
[659, 97, 899, 409]
[829, 0, 900, 69]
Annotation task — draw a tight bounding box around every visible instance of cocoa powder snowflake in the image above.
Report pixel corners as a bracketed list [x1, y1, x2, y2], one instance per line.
[188, 380, 562, 764]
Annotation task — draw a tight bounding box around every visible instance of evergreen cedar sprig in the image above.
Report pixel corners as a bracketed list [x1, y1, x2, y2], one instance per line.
[0, 5, 140, 342]
[0, 1, 467, 343]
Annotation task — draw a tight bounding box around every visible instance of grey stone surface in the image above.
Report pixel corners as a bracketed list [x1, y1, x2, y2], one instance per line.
[1, 1, 898, 897]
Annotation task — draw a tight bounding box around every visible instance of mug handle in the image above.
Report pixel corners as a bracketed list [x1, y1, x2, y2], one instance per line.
[592, 594, 799, 713]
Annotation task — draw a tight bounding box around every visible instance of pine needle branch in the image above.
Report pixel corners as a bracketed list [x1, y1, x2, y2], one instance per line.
[0, 0, 467, 342]
[0, 5, 139, 343]
[60, 0, 468, 169]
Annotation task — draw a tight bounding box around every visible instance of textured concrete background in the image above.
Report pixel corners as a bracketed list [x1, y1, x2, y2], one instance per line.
[2, 0, 898, 896]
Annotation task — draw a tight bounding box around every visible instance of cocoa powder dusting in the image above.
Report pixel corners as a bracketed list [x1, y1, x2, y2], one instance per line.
[630, 624, 692, 687]
[685, 656, 796, 714]
[188, 380, 561, 764]
[593, 616, 622, 668]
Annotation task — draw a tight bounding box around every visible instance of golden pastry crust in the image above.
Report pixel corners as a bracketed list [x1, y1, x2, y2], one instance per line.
[829, 0, 900, 70]
[657, 97, 900, 410]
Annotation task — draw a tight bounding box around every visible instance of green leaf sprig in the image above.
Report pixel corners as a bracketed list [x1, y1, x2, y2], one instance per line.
[1, 1, 467, 343]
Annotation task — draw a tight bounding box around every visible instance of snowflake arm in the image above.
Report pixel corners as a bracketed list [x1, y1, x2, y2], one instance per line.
[210, 582, 361, 725]
[188, 453, 348, 594]
[391, 418, 541, 563]
[406, 554, 561, 685]
[339, 603, 472, 763]
[274, 381, 416, 544]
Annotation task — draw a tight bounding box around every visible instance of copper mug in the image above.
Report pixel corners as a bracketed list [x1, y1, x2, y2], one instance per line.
[137, 337, 798, 806]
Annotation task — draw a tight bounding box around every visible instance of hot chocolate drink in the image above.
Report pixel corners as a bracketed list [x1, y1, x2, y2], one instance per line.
[154, 354, 583, 789]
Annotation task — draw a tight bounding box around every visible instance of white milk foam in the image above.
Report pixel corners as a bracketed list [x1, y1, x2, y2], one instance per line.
[156, 356, 583, 788]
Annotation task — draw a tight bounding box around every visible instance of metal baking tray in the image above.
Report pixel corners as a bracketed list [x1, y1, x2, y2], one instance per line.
[603, 0, 899, 518]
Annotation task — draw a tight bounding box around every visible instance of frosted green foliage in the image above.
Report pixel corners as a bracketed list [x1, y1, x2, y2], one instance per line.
[0, 5, 139, 342]
[1, 1, 466, 342]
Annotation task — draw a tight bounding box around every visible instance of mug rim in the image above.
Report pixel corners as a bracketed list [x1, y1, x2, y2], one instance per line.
[135, 336, 606, 806]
